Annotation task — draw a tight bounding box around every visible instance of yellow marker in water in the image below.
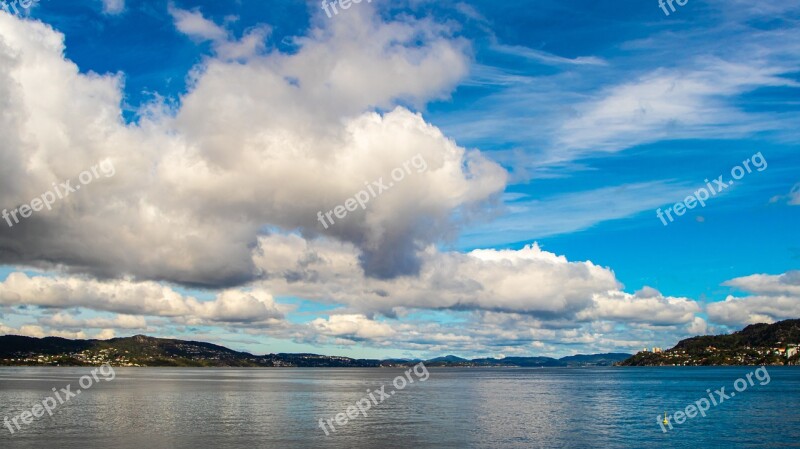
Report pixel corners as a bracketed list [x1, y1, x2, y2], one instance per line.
[663, 411, 668, 425]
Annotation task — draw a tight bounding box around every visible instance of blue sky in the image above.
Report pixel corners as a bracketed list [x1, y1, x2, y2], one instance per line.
[0, 0, 798, 359]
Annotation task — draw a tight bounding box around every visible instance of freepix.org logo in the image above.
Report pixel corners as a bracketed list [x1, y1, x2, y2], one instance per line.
[4, 364, 116, 436]
[655, 152, 767, 226]
[658, 366, 770, 432]
[316, 154, 427, 230]
[1, 0, 38, 16]
[318, 362, 430, 437]
[2, 159, 116, 229]
[658, 0, 688, 16]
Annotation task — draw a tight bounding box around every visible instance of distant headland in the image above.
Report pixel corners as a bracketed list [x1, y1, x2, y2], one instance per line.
[619, 319, 800, 366]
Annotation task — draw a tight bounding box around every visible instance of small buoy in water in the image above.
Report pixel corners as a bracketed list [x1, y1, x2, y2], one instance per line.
[663, 411, 668, 425]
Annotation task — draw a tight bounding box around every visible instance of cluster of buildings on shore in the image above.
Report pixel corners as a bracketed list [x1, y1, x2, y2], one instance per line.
[1, 349, 141, 367]
[764, 344, 799, 358]
[642, 347, 664, 353]
[636, 343, 800, 366]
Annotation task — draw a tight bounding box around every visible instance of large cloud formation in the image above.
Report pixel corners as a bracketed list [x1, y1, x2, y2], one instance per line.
[253, 233, 699, 323]
[0, 6, 505, 288]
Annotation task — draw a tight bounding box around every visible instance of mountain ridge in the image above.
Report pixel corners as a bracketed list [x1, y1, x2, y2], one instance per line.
[0, 334, 629, 367]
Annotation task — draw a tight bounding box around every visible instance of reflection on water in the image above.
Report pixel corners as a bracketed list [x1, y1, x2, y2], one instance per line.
[0, 367, 798, 448]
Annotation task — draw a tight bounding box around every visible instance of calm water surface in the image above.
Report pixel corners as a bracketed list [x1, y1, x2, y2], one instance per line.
[0, 366, 798, 448]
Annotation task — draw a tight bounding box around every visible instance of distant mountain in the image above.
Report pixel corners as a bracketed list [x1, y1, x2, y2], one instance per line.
[470, 356, 563, 367]
[620, 319, 800, 366]
[426, 355, 469, 363]
[382, 358, 423, 364]
[0, 334, 630, 368]
[424, 353, 631, 367]
[559, 353, 634, 367]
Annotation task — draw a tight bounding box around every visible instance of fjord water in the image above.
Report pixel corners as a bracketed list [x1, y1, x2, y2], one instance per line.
[0, 367, 797, 448]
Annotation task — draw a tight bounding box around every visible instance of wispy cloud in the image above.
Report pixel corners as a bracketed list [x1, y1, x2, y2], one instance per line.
[491, 43, 607, 67]
[461, 181, 690, 247]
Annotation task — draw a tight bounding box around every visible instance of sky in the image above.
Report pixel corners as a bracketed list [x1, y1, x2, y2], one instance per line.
[0, 0, 798, 360]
